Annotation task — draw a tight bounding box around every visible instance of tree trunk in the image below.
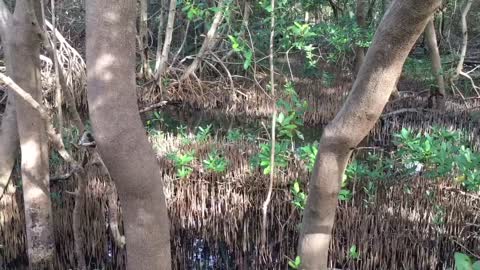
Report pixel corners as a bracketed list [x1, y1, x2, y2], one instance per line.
[0, 2, 19, 197]
[155, 0, 177, 80]
[0, 95, 18, 196]
[10, 0, 56, 267]
[297, 0, 441, 269]
[354, 0, 367, 75]
[86, 1, 171, 269]
[455, 0, 473, 77]
[181, 0, 225, 80]
[155, 0, 166, 59]
[425, 17, 446, 110]
[138, 0, 152, 80]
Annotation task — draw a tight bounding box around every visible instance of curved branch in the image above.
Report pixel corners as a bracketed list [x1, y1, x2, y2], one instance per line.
[455, 0, 473, 77]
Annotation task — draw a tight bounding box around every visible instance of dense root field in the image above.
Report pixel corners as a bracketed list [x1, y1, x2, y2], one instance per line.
[2, 80, 480, 269]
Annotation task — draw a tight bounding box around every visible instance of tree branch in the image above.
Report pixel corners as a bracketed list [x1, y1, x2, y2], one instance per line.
[0, 73, 79, 168]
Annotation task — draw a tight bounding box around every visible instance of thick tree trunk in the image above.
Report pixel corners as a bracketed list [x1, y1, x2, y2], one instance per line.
[181, 0, 225, 80]
[354, 0, 366, 75]
[0, 0, 18, 204]
[456, 0, 472, 77]
[425, 18, 446, 109]
[297, 0, 441, 269]
[86, 1, 171, 269]
[1, 67, 91, 269]
[155, 0, 177, 80]
[10, 0, 56, 267]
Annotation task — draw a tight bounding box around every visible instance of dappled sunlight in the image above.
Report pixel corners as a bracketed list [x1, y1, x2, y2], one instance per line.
[92, 53, 115, 82]
[104, 11, 120, 23]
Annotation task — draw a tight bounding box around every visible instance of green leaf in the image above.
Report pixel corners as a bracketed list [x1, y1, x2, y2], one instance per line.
[243, 51, 253, 70]
[277, 112, 285, 124]
[260, 160, 270, 166]
[455, 252, 473, 270]
[401, 128, 409, 139]
[209, 7, 221, 13]
[264, 4, 272, 12]
[292, 181, 300, 193]
[263, 165, 271, 175]
[338, 189, 352, 201]
[284, 124, 297, 130]
[296, 130, 304, 140]
[472, 261, 480, 270]
[349, 245, 359, 259]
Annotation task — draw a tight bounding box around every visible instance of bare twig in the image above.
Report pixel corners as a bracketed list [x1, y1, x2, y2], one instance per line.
[210, 51, 237, 98]
[0, 176, 11, 202]
[51, 0, 63, 136]
[261, 0, 276, 250]
[459, 70, 480, 96]
[285, 47, 294, 81]
[168, 20, 190, 72]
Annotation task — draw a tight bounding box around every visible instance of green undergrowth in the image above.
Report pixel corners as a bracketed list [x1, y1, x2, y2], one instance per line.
[144, 82, 480, 268]
[145, 82, 480, 196]
[147, 82, 479, 269]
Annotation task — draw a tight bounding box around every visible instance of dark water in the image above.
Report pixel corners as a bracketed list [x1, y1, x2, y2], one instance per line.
[143, 104, 324, 144]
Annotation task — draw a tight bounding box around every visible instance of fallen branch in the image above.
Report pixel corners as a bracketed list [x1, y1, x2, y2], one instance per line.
[381, 108, 422, 118]
[139, 101, 168, 113]
[50, 171, 74, 181]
